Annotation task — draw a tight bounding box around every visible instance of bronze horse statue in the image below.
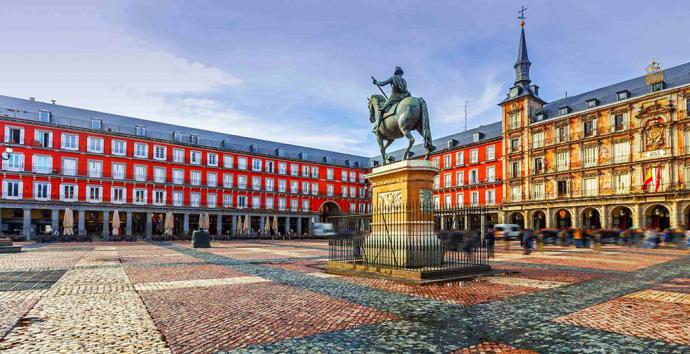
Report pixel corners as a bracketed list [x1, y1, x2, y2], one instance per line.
[368, 94, 435, 164]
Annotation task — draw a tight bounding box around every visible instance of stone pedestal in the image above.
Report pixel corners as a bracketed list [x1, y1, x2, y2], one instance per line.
[363, 160, 441, 268]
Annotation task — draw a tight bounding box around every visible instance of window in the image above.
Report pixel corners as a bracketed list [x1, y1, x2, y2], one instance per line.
[265, 160, 275, 173]
[134, 143, 148, 158]
[444, 195, 452, 208]
[172, 131, 182, 142]
[207, 193, 217, 208]
[278, 180, 287, 193]
[60, 184, 77, 201]
[154, 167, 166, 183]
[617, 91, 630, 101]
[190, 151, 202, 165]
[265, 197, 274, 209]
[207, 153, 218, 166]
[349, 172, 356, 183]
[586, 99, 598, 109]
[583, 177, 597, 196]
[302, 200, 310, 211]
[557, 180, 568, 196]
[190, 135, 199, 144]
[532, 157, 543, 174]
[62, 158, 77, 176]
[485, 190, 496, 205]
[61, 133, 78, 150]
[613, 173, 630, 193]
[291, 199, 298, 211]
[32, 155, 52, 174]
[153, 190, 166, 206]
[359, 173, 365, 184]
[278, 198, 286, 210]
[109, 163, 125, 180]
[252, 158, 262, 171]
[87, 186, 102, 203]
[327, 184, 334, 196]
[237, 196, 247, 209]
[301, 181, 310, 195]
[456, 171, 464, 186]
[532, 131, 544, 148]
[470, 149, 478, 163]
[510, 161, 520, 178]
[190, 171, 201, 186]
[111, 187, 125, 204]
[154, 145, 167, 160]
[172, 169, 184, 184]
[34, 130, 52, 148]
[251, 196, 261, 209]
[327, 168, 334, 180]
[278, 163, 287, 175]
[311, 166, 319, 178]
[486, 166, 495, 182]
[263, 178, 274, 192]
[87, 137, 104, 153]
[172, 191, 183, 206]
[532, 183, 544, 199]
[291, 181, 299, 194]
[456, 193, 464, 206]
[556, 125, 569, 143]
[613, 114, 625, 131]
[510, 138, 520, 152]
[223, 155, 234, 168]
[469, 169, 478, 185]
[34, 182, 50, 200]
[223, 194, 233, 208]
[238, 157, 248, 170]
[613, 142, 630, 163]
[38, 110, 52, 123]
[433, 175, 440, 189]
[190, 192, 201, 207]
[556, 151, 569, 171]
[350, 203, 357, 213]
[311, 182, 318, 195]
[583, 147, 597, 167]
[431, 157, 439, 168]
[486, 145, 495, 160]
[135, 125, 146, 136]
[455, 152, 465, 167]
[238, 175, 247, 189]
[508, 112, 520, 130]
[341, 186, 348, 197]
[444, 155, 451, 168]
[134, 165, 147, 181]
[583, 119, 596, 137]
[444, 174, 452, 188]
[173, 148, 185, 163]
[559, 107, 571, 116]
[252, 176, 262, 190]
[511, 185, 522, 202]
[112, 140, 126, 155]
[87, 160, 103, 178]
[470, 191, 479, 206]
[341, 170, 347, 181]
[207, 172, 217, 187]
[223, 174, 234, 188]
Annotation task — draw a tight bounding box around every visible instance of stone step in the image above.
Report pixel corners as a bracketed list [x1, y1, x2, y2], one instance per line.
[0, 245, 22, 253]
[0, 239, 12, 247]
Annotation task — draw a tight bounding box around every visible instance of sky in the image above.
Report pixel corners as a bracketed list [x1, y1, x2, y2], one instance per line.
[1, 0, 689, 157]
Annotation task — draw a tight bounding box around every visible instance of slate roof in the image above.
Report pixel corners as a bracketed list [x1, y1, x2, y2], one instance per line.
[0, 95, 370, 168]
[534, 61, 690, 122]
[370, 121, 502, 164]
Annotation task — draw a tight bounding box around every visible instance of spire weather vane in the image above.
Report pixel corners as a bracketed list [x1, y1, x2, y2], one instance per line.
[518, 5, 527, 27]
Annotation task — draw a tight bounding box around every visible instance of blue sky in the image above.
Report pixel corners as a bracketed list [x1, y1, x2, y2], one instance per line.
[1, 0, 689, 156]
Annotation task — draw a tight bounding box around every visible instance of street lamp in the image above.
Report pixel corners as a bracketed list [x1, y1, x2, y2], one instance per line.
[1, 146, 13, 160]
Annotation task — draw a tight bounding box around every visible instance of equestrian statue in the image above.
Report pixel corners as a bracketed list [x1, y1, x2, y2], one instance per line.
[369, 66, 435, 164]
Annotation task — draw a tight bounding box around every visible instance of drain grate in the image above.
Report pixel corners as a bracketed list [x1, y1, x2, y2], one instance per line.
[0, 270, 68, 291]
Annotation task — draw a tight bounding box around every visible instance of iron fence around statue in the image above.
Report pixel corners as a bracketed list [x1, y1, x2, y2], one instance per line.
[328, 205, 491, 275]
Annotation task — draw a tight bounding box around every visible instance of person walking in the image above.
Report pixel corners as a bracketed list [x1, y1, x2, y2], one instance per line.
[522, 229, 533, 255]
[486, 227, 496, 258]
[574, 228, 583, 248]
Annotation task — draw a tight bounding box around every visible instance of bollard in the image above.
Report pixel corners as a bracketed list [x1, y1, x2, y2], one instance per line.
[538, 240, 544, 252]
[504, 237, 510, 250]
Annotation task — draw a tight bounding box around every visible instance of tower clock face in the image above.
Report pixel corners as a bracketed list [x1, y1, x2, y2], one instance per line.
[509, 87, 519, 98]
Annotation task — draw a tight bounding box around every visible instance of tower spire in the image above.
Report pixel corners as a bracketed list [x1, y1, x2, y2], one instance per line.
[514, 6, 531, 88]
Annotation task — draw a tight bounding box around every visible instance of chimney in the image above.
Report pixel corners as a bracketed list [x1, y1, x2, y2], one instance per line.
[29, 97, 35, 102]
[51, 100, 56, 104]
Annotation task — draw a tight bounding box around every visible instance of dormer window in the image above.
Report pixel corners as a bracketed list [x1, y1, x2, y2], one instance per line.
[651, 82, 666, 92]
[446, 139, 457, 149]
[189, 135, 199, 144]
[585, 99, 598, 109]
[300, 152, 309, 160]
[135, 125, 146, 136]
[535, 112, 545, 121]
[38, 111, 51, 123]
[472, 132, 483, 142]
[250, 144, 260, 153]
[172, 131, 182, 141]
[91, 118, 102, 130]
[345, 159, 352, 167]
[616, 90, 630, 101]
[323, 156, 333, 164]
[558, 106, 571, 116]
[221, 139, 231, 149]
[354, 161, 360, 168]
[276, 148, 287, 157]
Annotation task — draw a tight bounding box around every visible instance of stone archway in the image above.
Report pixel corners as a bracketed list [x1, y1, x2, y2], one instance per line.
[508, 211, 525, 229]
[319, 201, 341, 222]
[532, 210, 546, 230]
[581, 207, 601, 230]
[645, 204, 670, 230]
[684, 204, 690, 229]
[611, 206, 633, 230]
[555, 209, 572, 229]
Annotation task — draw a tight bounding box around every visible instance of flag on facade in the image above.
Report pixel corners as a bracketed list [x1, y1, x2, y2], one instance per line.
[642, 168, 653, 191]
[654, 164, 662, 193]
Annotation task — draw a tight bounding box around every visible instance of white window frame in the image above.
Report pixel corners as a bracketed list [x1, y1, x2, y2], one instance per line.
[133, 189, 147, 205]
[2, 180, 22, 199]
[111, 140, 126, 156]
[87, 136, 104, 153]
[134, 143, 148, 158]
[111, 187, 126, 204]
[190, 151, 202, 165]
[61, 133, 79, 150]
[173, 148, 185, 163]
[60, 183, 77, 202]
[153, 145, 167, 161]
[32, 155, 52, 174]
[87, 185, 103, 203]
[33, 181, 50, 201]
[134, 165, 147, 182]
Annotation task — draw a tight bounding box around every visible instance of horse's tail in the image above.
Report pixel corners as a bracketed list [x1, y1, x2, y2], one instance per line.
[419, 97, 435, 155]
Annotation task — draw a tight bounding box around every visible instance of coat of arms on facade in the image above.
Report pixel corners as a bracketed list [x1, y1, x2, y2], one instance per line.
[645, 60, 664, 85]
[377, 191, 402, 210]
[645, 119, 665, 150]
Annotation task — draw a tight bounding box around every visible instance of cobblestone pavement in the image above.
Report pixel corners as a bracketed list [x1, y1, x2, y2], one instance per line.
[0, 240, 687, 353]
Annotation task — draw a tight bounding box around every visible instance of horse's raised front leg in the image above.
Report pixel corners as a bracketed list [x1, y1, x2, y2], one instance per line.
[376, 134, 388, 164]
[402, 129, 415, 160]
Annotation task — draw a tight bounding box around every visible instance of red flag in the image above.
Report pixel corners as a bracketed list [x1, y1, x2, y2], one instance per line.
[654, 164, 661, 192]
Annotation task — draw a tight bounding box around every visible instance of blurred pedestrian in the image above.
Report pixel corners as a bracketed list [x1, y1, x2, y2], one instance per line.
[486, 227, 495, 258]
[522, 229, 533, 255]
[574, 228, 583, 248]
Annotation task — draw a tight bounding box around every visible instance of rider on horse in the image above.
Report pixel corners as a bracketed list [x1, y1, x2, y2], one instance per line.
[372, 66, 410, 133]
